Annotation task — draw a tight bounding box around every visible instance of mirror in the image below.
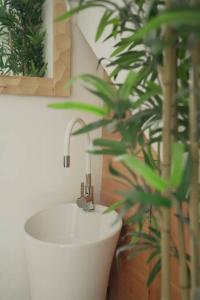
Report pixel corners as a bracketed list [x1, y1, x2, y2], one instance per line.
[0, 0, 71, 97]
[0, 0, 48, 77]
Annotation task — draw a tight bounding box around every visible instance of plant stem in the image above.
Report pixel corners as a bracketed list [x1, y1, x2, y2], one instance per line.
[161, 28, 173, 300]
[176, 202, 190, 300]
[189, 40, 200, 299]
[170, 32, 190, 300]
[161, 1, 176, 299]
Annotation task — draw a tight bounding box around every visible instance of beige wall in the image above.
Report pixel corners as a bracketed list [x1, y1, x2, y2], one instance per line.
[0, 23, 103, 300]
[77, 5, 128, 84]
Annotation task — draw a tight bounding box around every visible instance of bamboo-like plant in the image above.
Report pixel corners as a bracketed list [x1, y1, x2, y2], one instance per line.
[50, 1, 200, 299]
[189, 8, 200, 299]
[0, 0, 47, 76]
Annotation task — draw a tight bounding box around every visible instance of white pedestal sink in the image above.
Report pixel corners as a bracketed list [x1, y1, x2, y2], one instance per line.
[24, 203, 122, 300]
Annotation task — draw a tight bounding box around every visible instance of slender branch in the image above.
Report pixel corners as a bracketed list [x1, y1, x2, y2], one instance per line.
[161, 27, 173, 300]
[176, 202, 190, 300]
[170, 31, 190, 300]
[189, 40, 200, 299]
[160, 1, 176, 299]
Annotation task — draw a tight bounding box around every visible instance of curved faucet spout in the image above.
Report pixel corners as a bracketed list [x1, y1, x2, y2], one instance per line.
[63, 118, 94, 211]
[64, 118, 91, 183]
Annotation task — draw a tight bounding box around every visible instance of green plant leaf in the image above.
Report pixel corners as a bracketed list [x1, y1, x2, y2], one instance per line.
[109, 162, 135, 187]
[64, 75, 80, 90]
[93, 138, 126, 151]
[125, 213, 144, 225]
[131, 89, 162, 110]
[149, 227, 161, 239]
[79, 74, 115, 104]
[103, 200, 125, 214]
[118, 72, 139, 100]
[128, 9, 200, 43]
[142, 149, 157, 170]
[89, 148, 125, 155]
[131, 231, 158, 243]
[55, 3, 97, 22]
[111, 40, 134, 57]
[72, 119, 112, 135]
[170, 143, 185, 189]
[127, 245, 152, 260]
[95, 10, 112, 41]
[146, 250, 160, 264]
[147, 259, 161, 287]
[175, 153, 192, 201]
[121, 190, 171, 207]
[63, 74, 115, 108]
[116, 155, 168, 192]
[48, 101, 107, 116]
[116, 243, 140, 258]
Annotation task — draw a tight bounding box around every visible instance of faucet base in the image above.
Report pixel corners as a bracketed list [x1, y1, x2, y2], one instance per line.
[83, 202, 95, 212]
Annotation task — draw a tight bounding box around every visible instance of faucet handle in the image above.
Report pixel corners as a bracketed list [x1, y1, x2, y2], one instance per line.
[84, 186, 94, 211]
[76, 182, 85, 208]
[85, 185, 93, 200]
[77, 182, 94, 211]
[83, 201, 95, 212]
[76, 196, 86, 209]
[85, 182, 93, 195]
[80, 182, 84, 197]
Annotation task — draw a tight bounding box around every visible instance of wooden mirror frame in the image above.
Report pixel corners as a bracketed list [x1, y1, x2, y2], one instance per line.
[0, 0, 71, 97]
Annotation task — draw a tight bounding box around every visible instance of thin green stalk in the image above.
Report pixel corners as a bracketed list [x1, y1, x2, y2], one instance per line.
[170, 32, 190, 300]
[161, 25, 174, 300]
[176, 202, 190, 300]
[188, 3, 200, 299]
[189, 41, 200, 299]
[161, 1, 176, 299]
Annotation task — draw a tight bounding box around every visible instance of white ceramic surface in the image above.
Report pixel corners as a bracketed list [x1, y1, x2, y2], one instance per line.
[24, 203, 122, 300]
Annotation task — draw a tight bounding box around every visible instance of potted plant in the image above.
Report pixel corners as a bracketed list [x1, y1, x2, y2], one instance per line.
[49, 1, 200, 299]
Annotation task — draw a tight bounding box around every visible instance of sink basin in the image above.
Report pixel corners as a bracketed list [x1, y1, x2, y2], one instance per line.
[24, 203, 122, 300]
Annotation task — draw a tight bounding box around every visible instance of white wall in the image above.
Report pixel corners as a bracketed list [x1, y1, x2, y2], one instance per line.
[77, 5, 128, 84]
[0, 23, 103, 300]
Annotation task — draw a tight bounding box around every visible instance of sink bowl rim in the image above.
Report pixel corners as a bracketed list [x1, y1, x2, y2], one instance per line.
[24, 203, 122, 248]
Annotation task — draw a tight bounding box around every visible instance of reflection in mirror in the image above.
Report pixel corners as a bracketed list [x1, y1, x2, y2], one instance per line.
[0, 0, 48, 77]
[0, 0, 71, 97]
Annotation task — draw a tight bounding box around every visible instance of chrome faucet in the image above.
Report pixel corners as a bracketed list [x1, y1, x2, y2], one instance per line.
[63, 118, 95, 212]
